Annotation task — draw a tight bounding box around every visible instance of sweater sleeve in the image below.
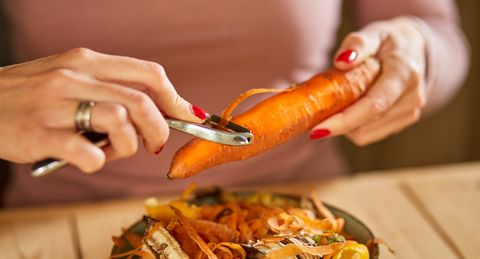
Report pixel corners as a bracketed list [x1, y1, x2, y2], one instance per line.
[349, 0, 470, 114]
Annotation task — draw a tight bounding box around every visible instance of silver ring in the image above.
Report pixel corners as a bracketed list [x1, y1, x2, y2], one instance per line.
[76, 101, 95, 132]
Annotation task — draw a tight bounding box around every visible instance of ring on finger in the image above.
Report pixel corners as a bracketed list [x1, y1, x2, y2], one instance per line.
[76, 101, 96, 132]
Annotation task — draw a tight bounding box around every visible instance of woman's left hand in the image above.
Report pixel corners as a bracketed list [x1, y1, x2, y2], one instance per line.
[310, 16, 427, 146]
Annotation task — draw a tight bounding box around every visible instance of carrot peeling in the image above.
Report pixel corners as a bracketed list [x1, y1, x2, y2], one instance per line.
[310, 190, 335, 220]
[259, 242, 345, 258]
[111, 236, 126, 251]
[220, 88, 290, 124]
[170, 205, 218, 259]
[367, 237, 395, 254]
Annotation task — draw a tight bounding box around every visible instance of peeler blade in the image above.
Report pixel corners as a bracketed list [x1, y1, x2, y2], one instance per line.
[166, 114, 254, 146]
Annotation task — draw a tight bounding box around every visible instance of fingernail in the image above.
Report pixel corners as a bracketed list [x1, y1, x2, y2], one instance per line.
[310, 129, 330, 140]
[190, 105, 209, 120]
[335, 50, 357, 63]
[155, 146, 164, 155]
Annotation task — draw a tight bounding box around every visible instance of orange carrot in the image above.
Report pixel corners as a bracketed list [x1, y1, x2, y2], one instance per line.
[167, 57, 380, 179]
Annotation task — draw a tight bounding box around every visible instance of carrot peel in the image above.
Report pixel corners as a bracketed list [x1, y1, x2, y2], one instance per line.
[170, 205, 218, 259]
[220, 88, 290, 124]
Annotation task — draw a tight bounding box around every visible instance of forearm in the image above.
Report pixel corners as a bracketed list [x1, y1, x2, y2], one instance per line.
[411, 16, 470, 115]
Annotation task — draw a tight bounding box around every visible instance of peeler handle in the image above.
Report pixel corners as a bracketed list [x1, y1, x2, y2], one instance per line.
[30, 115, 253, 177]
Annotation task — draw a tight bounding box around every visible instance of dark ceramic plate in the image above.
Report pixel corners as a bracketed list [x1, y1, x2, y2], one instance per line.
[111, 191, 379, 259]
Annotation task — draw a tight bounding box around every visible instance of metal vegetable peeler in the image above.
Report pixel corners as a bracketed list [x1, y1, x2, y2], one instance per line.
[30, 114, 253, 177]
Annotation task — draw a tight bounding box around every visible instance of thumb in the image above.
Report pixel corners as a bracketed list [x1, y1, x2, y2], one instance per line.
[333, 28, 382, 71]
[152, 73, 209, 123]
[160, 92, 209, 123]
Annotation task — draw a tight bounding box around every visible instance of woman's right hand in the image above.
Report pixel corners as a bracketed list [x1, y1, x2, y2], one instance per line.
[0, 48, 208, 173]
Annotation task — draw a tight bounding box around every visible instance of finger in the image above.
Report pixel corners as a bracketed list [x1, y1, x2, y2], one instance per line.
[89, 102, 139, 161]
[333, 27, 382, 70]
[26, 99, 78, 130]
[32, 91, 161, 157]
[345, 86, 425, 146]
[347, 108, 421, 146]
[38, 129, 105, 173]
[310, 58, 407, 139]
[54, 48, 207, 123]
[40, 69, 169, 153]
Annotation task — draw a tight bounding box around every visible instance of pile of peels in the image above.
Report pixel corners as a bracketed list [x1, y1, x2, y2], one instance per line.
[110, 184, 389, 259]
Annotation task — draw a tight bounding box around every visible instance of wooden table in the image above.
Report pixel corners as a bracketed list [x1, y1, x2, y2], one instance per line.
[0, 161, 479, 259]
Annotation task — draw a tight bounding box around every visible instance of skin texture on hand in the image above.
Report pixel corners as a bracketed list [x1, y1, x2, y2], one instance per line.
[0, 48, 206, 173]
[311, 17, 428, 146]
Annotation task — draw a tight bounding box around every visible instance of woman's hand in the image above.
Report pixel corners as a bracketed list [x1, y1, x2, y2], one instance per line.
[310, 17, 427, 146]
[0, 48, 208, 173]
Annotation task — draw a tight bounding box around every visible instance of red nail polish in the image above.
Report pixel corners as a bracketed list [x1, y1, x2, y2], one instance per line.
[335, 50, 357, 63]
[190, 105, 209, 120]
[155, 146, 164, 155]
[310, 129, 330, 140]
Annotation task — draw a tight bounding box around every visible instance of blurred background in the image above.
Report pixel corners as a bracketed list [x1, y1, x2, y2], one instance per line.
[0, 0, 478, 200]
